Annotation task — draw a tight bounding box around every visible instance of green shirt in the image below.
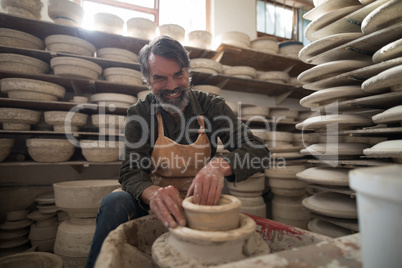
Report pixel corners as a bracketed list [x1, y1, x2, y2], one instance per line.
[119, 89, 270, 206]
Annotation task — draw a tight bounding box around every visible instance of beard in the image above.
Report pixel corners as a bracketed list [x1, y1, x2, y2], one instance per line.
[155, 86, 190, 114]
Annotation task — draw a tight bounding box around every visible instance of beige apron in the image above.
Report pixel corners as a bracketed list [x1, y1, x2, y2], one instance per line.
[150, 112, 212, 199]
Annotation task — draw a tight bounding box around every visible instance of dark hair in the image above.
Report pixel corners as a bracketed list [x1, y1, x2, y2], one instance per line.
[139, 35, 190, 80]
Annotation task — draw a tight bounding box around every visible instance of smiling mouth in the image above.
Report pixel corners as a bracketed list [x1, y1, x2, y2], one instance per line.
[163, 90, 182, 99]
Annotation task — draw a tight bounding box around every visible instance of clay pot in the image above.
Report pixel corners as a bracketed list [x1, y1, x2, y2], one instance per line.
[156, 24, 185, 43]
[1, 78, 66, 101]
[50, 57, 102, 80]
[1, 0, 43, 20]
[187, 30, 212, 49]
[0, 108, 41, 130]
[48, 0, 84, 26]
[0, 53, 49, 74]
[93, 13, 124, 35]
[80, 140, 124, 162]
[182, 194, 242, 231]
[97, 47, 139, 63]
[0, 28, 44, 50]
[0, 252, 63, 268]
[103, 67, 143, 86]
[45, 35, 96, 57]
[192, 85, 221, 95]
[44, 111, 88, 132]
[53, 180, 121, 218]
[0, 139, 14, 162]
[89, 93, 137, 109]
[126, 17, 156, 40]
[26, 138, 76, 162]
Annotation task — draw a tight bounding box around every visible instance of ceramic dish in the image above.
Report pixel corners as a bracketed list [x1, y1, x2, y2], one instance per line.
[372, 38, 402, 64]
[304, 5, 362, 42]
[307, 22, 402, 66]
[300, 143, 370, 159]
[372, 105, 402, 124]
[362, 65, 402, 94]
[296, 114, 374, 131]
[302, 192, 358, 219]
[296, 167, 350, 186]
[308, 218, 352, 238]
[300, 85, 367, 108]
[361, 0, 402, 35]
[298, 32, 363, 64]
[304, 57, 402, 91]
[363, 140, 402, 163]
[297, 59, 371, 84]
[311, 0, 388, 41]
[304, 0, 362, 21]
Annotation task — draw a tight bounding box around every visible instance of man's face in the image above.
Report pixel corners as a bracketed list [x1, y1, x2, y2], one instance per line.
[147, 53, 190, 114]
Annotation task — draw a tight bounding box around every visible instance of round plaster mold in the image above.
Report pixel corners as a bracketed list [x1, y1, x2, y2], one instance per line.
[363, 140, 402, 163]
[26, 138, 75, 162]
[215, 31, 251, 49]
[187, 30, 212, 49]
[0, 108, 41, 130]
[300, 142, 370, 160]
[0, 28, 44, 50]
[126, 17, 156, 40]
[1, 78, 66, 101]
[53, 180, 121, 218]
[89, 93, 137, 109]
[0, 252, 63, 267]
[50, 56, 102, 80]
[44, 111, 88, 132]
[0, 53, 49, 74]
[372, 38, 402, 64]
[296, 167, 350, 186]
[80, 140, 124, 162]
[1, 0, 43, 20]
[192, 85, 221, 95]
[361, 0, 402, 35]
[296, 114, 374, 131]
[190, 58, 223, 74]
[48, 0, 84, 26]
[156, 24, 185, 43]
[372, 105, 402, 125]
[103, 67, 143, 86]
[97, 47, 139, 63]
[250, 36, 278, 54]
[93, 12, 124, 35]
[45, 34, 96, 57]
[302, 192, 358, 219]
[362, 65, 402, 94]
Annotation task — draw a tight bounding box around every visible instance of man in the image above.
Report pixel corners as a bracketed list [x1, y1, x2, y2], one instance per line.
[86, 35, 270, 268]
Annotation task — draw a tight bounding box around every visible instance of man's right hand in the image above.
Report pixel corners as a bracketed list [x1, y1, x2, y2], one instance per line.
[142, 185, 186, 228]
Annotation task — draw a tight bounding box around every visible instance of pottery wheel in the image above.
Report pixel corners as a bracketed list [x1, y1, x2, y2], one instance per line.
[152, 214, 270, 267]
[302, 192, 358, 219]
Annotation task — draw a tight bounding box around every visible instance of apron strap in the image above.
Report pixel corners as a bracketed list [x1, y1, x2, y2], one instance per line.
[156, 112, 165, 138]
[197, 115, 206, 133]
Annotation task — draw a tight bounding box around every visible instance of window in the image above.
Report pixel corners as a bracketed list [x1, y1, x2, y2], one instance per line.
[256, 0, 298, 41]
[81, 0, 209, 36]
[82, 0, 159, 33]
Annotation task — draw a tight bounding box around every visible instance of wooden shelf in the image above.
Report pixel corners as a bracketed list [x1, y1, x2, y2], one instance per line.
[214, 44, 314, 77]
[0, 161, 122, 167]
[192, 72, 311, 99]
[0, 13, 217, 59]
[0, 129, 123, 137]
[330, 126, 402, 136]
[0, 98, 128, 115]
